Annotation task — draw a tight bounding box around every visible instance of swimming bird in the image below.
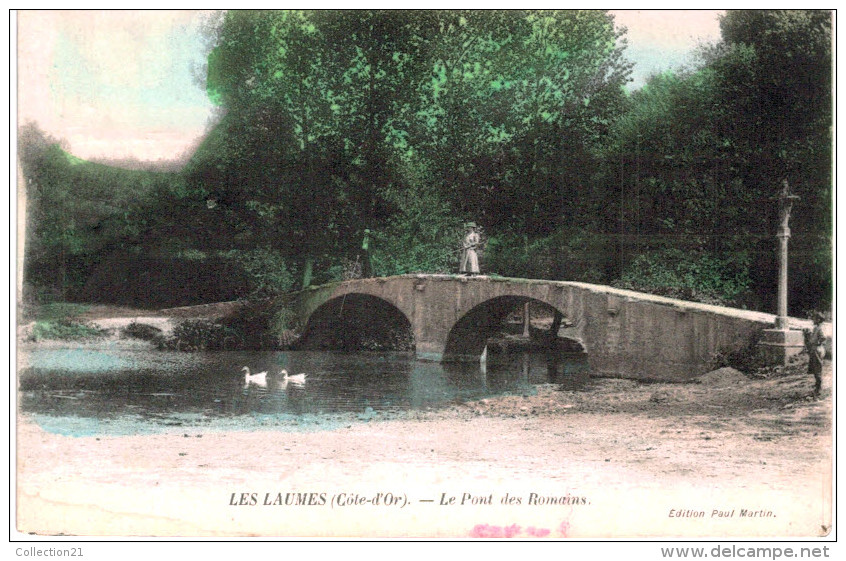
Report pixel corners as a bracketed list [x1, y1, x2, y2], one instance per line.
[279, 369, 307, 384]
[242, 366, 268, 385]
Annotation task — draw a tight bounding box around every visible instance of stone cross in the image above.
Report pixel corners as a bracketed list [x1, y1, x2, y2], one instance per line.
[774, 179, 800, 329]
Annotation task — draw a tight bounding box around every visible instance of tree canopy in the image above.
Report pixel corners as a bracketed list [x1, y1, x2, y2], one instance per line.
[599, 9, 831, 310]
[21, 10, 832, 315]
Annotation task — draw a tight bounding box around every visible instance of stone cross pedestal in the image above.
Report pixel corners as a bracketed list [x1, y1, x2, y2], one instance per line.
[759, 180, 804, 364]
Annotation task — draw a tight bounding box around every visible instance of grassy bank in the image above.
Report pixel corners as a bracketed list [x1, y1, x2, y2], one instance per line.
[22, 302, 107, 342]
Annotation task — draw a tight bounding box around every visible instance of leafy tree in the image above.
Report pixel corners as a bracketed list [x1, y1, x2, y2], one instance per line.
[24, 10, 831, 316]
[597, 10, 831, 312]
[412, 10, 632, 237]
[197, 11, 444, 286]
[192, 10, 635, 287]
[715, 10, 832, 312]
[410, 10, 519, 214]
[19, 123, 183, 301]
[200, 11, 345, 286]
[313, 10, 437, 226]
[368, 157, 464, 276]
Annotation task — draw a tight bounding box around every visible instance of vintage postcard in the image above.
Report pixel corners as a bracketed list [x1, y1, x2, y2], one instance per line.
[13, 9, 833, 540]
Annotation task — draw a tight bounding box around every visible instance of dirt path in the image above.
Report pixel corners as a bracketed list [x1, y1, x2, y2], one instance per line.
[15, 361, 832, 538]
[18, 302, 244, 344]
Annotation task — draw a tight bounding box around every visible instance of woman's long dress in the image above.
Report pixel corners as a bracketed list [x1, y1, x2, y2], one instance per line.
[460, 232, 480, 274]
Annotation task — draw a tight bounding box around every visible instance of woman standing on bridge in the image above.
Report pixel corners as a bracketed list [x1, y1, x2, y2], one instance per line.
[460, 222, 481, 275]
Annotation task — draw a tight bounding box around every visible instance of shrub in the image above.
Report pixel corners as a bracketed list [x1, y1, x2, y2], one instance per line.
[185, 300, 300, 350]
[121, 321, 164, 343]
[614, 248, 753, 307]
[710, 341, 771, 374]
[268, 305, 297, 333]
[29, 319, 104, 341]
[217, 299, 279, 349]
[484, 229, 612, 282]
[370, 183, 464, 276]
[230, 248, 295, 298]
[161, 319, 239, 351]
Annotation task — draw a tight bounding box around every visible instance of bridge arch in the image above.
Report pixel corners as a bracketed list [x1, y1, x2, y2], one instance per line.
[443, 295, 578, 361]
[293, 293, 415, 352]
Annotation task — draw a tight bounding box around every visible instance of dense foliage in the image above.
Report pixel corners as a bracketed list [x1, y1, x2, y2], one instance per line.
[21, 10, 832, 315]
[598, 10, 831, 310]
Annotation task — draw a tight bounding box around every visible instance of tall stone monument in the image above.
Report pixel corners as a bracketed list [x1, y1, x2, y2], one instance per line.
[759, 180, 804, 363]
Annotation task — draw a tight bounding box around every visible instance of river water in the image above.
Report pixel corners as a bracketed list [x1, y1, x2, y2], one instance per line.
[18, 348, 589, 436]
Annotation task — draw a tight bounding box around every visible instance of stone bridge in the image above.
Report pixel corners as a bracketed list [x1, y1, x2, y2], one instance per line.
[282, 274, 804, 381]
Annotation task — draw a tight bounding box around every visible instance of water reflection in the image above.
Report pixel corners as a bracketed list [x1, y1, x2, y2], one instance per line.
[479, 347, 591, 391]
[19, 348, 590, 432]
[544, 352, 592, 390]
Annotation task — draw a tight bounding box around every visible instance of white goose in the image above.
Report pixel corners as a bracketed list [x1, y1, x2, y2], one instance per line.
[241, 366, 268, 385]
[279, 369, 307, 385]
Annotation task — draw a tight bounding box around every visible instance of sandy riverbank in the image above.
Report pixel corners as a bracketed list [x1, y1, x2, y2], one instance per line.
[16, 359, 832, 538]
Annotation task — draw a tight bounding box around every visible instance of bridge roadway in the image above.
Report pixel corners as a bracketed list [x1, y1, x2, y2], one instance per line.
[282, 274, 807, 381]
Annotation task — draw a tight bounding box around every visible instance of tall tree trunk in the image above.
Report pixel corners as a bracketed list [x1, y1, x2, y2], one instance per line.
[301, 256, 314, 289]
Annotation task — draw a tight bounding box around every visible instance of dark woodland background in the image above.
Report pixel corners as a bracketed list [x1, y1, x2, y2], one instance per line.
[19, 10, 832, 316]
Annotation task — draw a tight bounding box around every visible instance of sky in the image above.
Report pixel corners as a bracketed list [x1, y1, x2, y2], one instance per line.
[16, 10, 220, 166]
[15, 10, 724, 166]
[611, 10, 723, 89]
